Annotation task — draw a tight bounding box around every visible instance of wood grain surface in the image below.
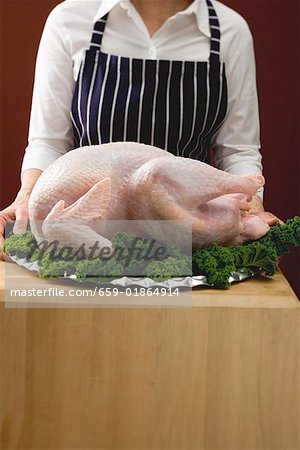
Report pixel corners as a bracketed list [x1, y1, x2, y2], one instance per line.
[1, 261, 299, 450]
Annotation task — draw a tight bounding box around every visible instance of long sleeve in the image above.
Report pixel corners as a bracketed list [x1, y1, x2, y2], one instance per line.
[21, 7, 75, 174]
[212, 35, 262, 177]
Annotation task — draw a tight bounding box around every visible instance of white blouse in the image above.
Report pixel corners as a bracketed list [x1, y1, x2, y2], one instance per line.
[21, 0, 263, 186]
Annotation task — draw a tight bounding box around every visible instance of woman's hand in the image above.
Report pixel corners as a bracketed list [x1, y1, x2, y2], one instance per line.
[0, 189, 31, 260]
[0, 168, 42, 261]
[248, 195, 283, 226]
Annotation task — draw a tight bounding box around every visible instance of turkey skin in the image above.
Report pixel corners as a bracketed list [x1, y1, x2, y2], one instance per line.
[28, 142, 269, 250]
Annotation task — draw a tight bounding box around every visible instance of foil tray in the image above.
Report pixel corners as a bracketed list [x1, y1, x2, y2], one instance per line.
[8, 256, 259, 288]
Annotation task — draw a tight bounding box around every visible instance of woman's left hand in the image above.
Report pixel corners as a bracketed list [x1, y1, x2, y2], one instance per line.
[248, 195, 284, 226]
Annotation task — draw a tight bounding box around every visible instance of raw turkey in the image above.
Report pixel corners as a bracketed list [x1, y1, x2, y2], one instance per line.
[28, 142, 270, 251]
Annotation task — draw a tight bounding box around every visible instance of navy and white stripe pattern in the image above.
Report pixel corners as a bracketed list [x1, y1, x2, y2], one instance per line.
[71, 0, 227, 163]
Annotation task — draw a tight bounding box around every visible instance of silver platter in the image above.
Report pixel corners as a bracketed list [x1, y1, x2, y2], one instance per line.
[9, 256, 258, 288]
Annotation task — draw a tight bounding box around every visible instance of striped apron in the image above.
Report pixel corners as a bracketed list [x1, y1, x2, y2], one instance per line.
[71, 0, 227, 163]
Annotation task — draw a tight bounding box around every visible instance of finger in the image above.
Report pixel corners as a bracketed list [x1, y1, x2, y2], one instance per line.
[0, 215, 6, 241]
[264, 215, 280, 226]
[0, 247, 10, 262]
[0, 235, 5, 260]
[0, 235, 11, 261]
[262, 213, 284, 226]
[0, 210, 15, 241]
[253, 211, 282, 227]
[13, 208, 29, 234]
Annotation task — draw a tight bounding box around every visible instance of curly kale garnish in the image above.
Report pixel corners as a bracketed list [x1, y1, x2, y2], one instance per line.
[2, 231, 38, 260]
[258, 216, 300, 256]
[192, 216, 300, 288]
[2, 216, 300, 287]
[144, 256, 192, 281]
[192, 245, 235, 289]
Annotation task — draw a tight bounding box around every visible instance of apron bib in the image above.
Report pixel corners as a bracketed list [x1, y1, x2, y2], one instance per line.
[71, 0, 227, 163]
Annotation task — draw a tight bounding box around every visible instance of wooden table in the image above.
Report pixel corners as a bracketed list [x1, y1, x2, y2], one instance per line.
[1, 261, 299, 450]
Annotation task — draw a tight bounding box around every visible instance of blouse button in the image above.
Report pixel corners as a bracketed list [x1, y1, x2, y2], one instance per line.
[148, 46, 157, 59]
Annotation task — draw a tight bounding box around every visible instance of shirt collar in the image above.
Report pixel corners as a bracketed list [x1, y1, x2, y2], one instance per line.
[93, 0, 121, 23]
[183, 0, 210, 38]
[93, 0, 210, 38]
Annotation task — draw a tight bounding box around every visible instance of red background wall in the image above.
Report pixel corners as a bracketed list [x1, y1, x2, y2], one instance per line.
[1, 0, 299, 297]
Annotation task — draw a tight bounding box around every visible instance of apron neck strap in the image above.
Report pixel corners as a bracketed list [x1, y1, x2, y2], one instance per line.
[89, 13, 109, 50]
[90, 3, 221, 62]
[206, 0, 221, 62]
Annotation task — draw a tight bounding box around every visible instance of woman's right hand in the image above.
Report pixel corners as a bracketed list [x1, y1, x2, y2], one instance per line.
[0, 189, 31, 260]
[0, 168, 43, 261]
